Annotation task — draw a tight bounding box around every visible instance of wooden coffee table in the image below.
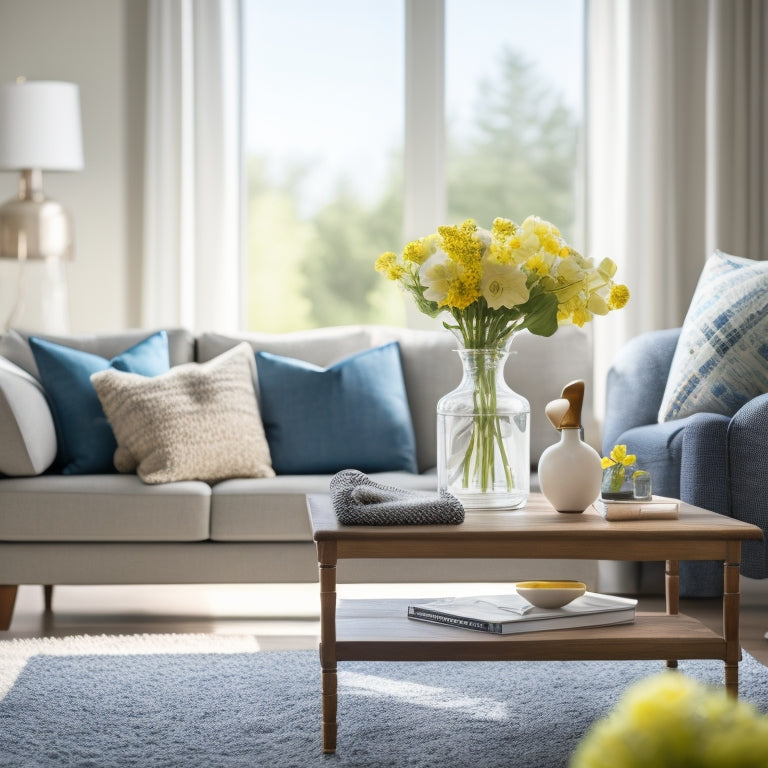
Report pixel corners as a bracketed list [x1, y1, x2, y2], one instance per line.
[308, 492, 763, 753]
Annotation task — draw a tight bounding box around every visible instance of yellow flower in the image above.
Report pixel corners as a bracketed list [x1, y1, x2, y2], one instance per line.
[403, 239, 429, 265]
[571, 305, 591, 327]
[602, 444, 636, 467]
[525, 254, 551, 277]
[442, 276, 481, 310]
[571, 672, 768, 768]
[437, 220, 484, 268]
[480, 261, 529, 310]
[491, 217, 516, 239]
[609, 284, 630, 309]
[374, 252, 404, 281]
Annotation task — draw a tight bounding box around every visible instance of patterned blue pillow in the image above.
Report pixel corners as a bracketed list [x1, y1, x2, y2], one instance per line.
[255, 342, 418, 475]
[29, 331, 170, 474]
[658, 251, 768, 422]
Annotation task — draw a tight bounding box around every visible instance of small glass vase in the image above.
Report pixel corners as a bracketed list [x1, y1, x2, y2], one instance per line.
[437, 346, 530, 510]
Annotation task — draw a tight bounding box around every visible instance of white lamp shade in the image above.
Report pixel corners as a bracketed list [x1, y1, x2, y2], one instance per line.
[0, 81, 83, 171]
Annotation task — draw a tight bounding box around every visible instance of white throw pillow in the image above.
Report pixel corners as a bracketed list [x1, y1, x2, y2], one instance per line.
[91, 342, 274, 484]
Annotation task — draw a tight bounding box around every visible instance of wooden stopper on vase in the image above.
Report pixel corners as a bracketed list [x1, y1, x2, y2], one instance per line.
[559, 379, 584, 430]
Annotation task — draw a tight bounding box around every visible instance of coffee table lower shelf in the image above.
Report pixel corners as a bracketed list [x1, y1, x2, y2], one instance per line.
[332, 598, 726, 663]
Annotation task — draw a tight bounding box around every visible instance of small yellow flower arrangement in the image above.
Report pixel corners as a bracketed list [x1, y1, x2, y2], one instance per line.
[570, 672, 768, 768]
[601, 444, 648, 500]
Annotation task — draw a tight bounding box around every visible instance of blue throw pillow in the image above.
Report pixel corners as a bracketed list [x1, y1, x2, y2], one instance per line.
[255, 342, 418, 475]
[29, 331, 170, 474]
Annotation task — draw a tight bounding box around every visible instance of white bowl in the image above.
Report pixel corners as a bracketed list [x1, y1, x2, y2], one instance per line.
[515, 580, 586, 609]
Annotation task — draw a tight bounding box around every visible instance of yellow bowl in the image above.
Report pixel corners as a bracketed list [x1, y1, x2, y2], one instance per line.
[515, 580, 586, 609]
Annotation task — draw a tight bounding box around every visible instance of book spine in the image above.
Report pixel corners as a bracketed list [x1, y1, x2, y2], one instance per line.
[408, 606, 498, 633]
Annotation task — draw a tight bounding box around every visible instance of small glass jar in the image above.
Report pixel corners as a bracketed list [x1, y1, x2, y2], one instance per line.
[601, 465, 652, 500]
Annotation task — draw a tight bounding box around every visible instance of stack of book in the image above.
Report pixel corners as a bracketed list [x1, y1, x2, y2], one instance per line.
[407, 591, 637, 635]
[593, 495, 679, 521]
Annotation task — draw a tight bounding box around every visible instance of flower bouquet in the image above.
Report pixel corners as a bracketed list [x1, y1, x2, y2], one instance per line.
[376, 216, 629, 507]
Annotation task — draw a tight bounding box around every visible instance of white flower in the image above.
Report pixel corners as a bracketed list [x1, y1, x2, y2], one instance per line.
[420, 251, 460, 304]
[480, 261, 529, 310]
[587, 291, 610, 315]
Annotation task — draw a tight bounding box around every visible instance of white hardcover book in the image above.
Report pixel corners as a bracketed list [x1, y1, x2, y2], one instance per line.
[593, 495, 679, 520]
[407, 592, 637, 635]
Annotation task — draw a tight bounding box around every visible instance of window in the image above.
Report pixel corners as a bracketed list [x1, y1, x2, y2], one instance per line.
[243, 0, 584, 332]
[445, 0, 584, 243]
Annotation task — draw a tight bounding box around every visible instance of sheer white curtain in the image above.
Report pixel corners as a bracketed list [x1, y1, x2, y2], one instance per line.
[586, 0, 767, 415]
[142, 0, 242, 332]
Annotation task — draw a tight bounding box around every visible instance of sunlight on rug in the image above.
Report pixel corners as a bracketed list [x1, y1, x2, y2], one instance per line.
[342, 670, 511, 721]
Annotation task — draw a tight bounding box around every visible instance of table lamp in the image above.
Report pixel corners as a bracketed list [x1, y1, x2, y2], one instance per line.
[0, 78, 83, 331]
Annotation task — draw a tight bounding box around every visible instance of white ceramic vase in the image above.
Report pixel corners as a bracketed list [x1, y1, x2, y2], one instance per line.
[538, 379, 602, 513]
[538, 427, 602, 513]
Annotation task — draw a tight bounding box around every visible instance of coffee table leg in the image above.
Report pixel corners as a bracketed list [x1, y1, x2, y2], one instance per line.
[318, 541, 338, 752]
[665, 559, 679, 669]
[723, 544, 741, 698]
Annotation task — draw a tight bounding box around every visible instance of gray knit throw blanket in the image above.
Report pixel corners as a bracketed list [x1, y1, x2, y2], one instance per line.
[330, 469, 465, 526]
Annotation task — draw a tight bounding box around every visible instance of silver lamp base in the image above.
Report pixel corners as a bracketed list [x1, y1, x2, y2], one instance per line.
[0, 168, 74, 261]
[0, 169, 73, 332]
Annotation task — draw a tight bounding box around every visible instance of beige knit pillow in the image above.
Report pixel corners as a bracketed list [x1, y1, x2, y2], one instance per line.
[91, 342, 274, 484]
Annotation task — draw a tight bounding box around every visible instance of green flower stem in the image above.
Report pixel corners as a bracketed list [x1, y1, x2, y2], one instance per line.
[460, 349, 514, 493]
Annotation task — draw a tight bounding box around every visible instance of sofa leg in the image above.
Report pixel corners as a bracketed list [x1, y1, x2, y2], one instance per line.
[44, 585, 54, 613]
[0, 585, 18, 631]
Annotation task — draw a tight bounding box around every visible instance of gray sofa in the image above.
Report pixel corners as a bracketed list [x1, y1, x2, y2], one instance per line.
[0, 324, 598, 630]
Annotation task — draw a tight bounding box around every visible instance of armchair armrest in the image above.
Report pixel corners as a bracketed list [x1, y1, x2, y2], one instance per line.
[602, 328, 681, 453]
[728, 393, 768, 579]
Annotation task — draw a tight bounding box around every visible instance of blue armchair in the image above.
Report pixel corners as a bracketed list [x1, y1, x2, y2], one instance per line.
[602, 328, 768, 597]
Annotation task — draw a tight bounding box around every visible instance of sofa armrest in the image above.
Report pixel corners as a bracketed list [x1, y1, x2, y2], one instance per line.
[602, 328, 681, 453]
[727, 393, 768, 579]
[0, 355, 57, 476]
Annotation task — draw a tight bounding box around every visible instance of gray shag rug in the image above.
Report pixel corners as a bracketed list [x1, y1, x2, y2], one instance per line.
[1, 634, 767, 768]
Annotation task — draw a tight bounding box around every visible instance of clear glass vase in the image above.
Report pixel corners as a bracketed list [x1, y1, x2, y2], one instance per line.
[437, 347, 530, 510]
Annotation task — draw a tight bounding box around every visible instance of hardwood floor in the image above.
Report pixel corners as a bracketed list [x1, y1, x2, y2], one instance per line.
[2, 581, 766, 665]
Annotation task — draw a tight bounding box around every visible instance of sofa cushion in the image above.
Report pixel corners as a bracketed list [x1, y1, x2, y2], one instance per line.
[29, 331, 171, 475]
[255, 342, 418, 475]
[92, 342, 275, 484]
[0, 474, 211, 542]
[0, 356, 57, 476]
[658, 251, 768, 422]
[209, 472, 437, 541]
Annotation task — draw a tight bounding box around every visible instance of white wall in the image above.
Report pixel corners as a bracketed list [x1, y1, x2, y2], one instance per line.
[0, 0, 147, 332]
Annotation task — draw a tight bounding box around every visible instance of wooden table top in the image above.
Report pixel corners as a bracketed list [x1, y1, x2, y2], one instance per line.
[308, 493, 764, 545]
